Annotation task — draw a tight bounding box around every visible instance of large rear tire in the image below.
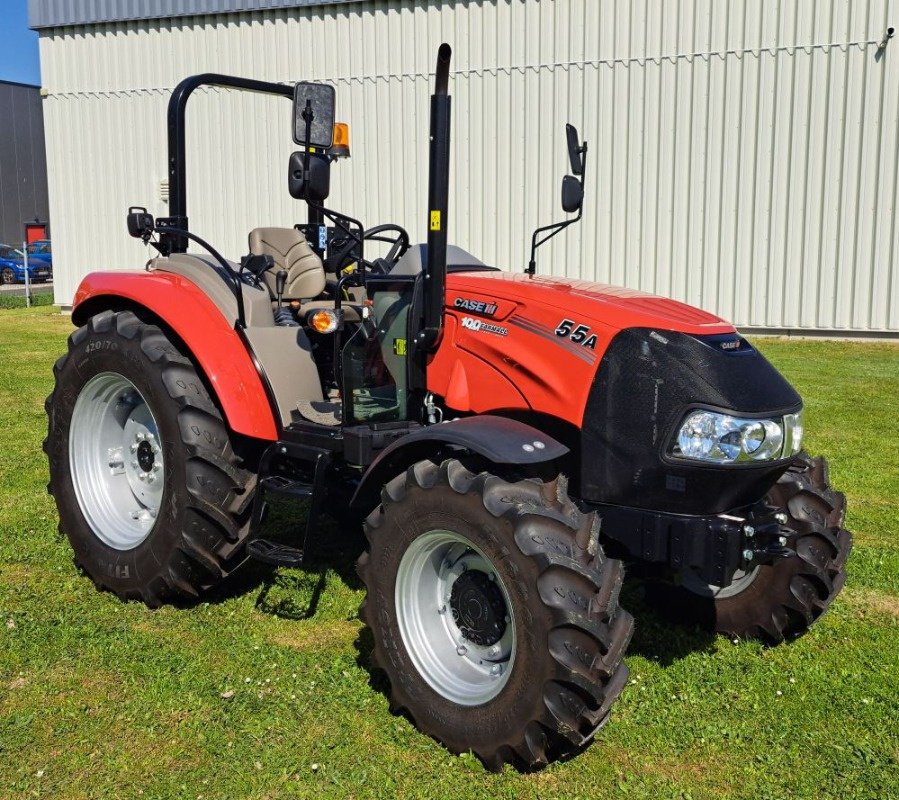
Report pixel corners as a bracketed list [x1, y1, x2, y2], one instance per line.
[356, 458, 633, 770]
[44, 310, 257, 606]
[649, 453, 851, 642]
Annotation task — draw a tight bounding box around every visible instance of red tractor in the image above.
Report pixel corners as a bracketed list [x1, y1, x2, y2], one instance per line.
[45, 45, 850, 770]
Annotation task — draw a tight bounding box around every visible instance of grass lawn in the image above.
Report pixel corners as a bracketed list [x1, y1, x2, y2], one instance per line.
[1, 305, 897, 799]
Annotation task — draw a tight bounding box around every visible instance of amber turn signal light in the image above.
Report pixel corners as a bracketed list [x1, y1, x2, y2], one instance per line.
[306, 308, 343, 334]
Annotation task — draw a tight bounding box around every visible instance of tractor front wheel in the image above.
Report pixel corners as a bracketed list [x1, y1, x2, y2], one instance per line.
[650, 453, 851, 643]
[357, 458, 633, 770]
[44, 310, 257, 606]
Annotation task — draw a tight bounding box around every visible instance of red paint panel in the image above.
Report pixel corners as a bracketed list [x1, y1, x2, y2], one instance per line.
[73, 271, 278, 441]
[429, 272, 737, 427]
[427, 316, 529, 413]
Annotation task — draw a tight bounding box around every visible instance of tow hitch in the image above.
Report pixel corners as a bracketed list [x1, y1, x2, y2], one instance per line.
[594, 502, 798, 588]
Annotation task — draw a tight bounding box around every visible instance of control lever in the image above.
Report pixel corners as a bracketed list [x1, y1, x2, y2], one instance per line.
[275, 269, 288, 308]
[273, 269, 298, 327]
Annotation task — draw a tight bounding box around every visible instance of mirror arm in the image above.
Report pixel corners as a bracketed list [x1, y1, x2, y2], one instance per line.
[300, 99, 314, 197]
[526, 142, 588, 276]
[306, 201, 366, 278]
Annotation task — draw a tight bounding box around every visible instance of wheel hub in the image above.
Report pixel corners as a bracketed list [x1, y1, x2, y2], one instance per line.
[450, 570, 507, 647]
[136, 440, 155, 472]
[69, 373, 165, 550]
[394, 530, 516, 706]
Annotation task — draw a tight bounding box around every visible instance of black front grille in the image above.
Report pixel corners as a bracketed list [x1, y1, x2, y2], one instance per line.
[580, 328, 802, 514]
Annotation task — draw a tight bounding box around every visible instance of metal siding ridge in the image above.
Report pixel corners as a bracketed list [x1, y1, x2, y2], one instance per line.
[28, 0, 368, 30]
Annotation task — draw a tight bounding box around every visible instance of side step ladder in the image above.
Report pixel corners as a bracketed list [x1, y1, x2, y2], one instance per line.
[246, 447, 331, 569]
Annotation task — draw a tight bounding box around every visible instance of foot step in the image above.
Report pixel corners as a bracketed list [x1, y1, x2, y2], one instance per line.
[247, 539, 305, 568]
[261, 475, 314, 499]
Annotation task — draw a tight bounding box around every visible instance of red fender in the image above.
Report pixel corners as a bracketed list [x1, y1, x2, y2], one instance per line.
[72, 271, 278, 441]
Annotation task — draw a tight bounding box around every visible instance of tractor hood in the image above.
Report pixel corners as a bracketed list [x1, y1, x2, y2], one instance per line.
[429, 269, 801, 515]
[428, 270, 736, 430]
[447, 270, 734, 335]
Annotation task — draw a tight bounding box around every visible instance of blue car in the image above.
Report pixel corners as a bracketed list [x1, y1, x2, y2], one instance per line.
[0, 243, 53, 284]
[27, 239, 53, 268]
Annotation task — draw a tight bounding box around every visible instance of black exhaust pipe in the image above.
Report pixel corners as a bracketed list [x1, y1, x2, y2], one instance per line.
[416, 43, 452, 354]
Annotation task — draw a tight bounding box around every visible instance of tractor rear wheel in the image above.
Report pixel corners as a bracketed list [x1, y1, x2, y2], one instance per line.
[650, 453, 851, 643]
[44, 310, 257, 606]
[357, 458, 633, 770]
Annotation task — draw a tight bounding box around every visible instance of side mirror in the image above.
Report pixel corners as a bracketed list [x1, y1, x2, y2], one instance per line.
[288, 151, 331, 202]
[293, 82, 336, 148]
[561, 175, 583, 213]
[566, 124, 584, 176]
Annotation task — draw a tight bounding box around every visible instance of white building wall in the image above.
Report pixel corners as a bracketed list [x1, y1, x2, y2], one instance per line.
[39, 0, 899, 333]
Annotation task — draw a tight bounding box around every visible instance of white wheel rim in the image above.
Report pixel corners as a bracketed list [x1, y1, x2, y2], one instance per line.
[681, 565, 761, 599]
[394, 530, 516, 706]
[68, 372, 165, 550]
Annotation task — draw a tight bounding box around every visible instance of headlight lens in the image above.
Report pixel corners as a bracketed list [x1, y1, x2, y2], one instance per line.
[671, 409, 803, 464]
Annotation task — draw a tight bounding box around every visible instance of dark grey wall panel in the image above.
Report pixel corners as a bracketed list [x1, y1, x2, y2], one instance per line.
[28, 0, 364, 29]
[0, 82, 50, 246]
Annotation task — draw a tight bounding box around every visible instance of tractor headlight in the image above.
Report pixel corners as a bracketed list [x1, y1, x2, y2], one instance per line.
[670, 408, 803, 464]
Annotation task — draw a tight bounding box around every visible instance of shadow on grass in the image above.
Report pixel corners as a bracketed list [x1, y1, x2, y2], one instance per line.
[216, 503, 367, 621]
[620, 576, 718, 665]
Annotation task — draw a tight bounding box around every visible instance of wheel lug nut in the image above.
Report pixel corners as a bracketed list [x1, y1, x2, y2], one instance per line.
[743, 549, 754, 560]
[489, 645, 500, 656]
[490, 664, 503, 676]
[130, 443, 138, 452]
[137, 432, 145, 440]
[776, 512, 788, 524]
[456, 644, 467, 656]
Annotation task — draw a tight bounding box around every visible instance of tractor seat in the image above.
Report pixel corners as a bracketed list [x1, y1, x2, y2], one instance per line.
[248, 227, 361, 322]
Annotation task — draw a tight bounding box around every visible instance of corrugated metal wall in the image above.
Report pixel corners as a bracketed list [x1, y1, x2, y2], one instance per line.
[40, 0, 898, 333]
[0, 81, 49, 246]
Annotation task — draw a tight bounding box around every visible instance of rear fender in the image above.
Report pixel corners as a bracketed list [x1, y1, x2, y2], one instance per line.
[72, 271, 278, 441]
[349, 415, 568, 515]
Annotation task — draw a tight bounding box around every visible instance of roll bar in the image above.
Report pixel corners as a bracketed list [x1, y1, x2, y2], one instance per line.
[162, 74, 294, 255]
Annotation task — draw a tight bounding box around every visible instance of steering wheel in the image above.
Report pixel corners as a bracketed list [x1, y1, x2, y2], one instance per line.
[330, 224, 410, 275]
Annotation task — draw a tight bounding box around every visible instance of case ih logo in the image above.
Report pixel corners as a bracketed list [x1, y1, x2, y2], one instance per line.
[454, 297, 498, 317]
[461, 316, 508, 336]
[719, 339, 742, 351]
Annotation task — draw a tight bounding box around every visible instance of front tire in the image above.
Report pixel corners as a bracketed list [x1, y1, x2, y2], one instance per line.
[650, 453, 851, 642]
[2, 267, 16, 284]
[44, 310, 257, 606]
[357, 458, 633, 770]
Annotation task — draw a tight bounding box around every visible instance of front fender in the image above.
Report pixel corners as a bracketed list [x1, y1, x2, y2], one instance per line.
[349, 415, 568, 514]
[73, 271, 278, 441]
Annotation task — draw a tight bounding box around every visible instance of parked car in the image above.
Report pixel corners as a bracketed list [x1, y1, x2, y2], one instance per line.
[27, 239, 53, 268]
[0, 244, 53, 284]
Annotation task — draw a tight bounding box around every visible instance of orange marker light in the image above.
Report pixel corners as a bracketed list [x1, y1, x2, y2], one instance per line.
[307, 309, 342, 334]
[330, 123, 351, 158]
